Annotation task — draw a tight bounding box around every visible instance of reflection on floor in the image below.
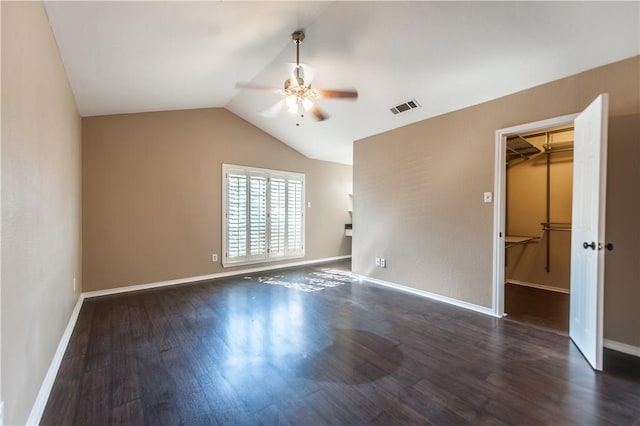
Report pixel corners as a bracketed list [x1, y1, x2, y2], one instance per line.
[41, 260, 640, 425]
[247, 268, 358, 292]
[504, 283, 569, 333]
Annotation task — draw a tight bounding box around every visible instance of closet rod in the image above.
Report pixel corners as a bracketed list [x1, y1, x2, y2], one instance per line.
[543, 147, 574, 154]
[543, 227, 572, 231]
[541, 222, 572, 232]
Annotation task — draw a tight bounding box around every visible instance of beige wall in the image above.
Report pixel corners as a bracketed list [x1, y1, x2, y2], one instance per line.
[0, 0, 3, 411]
[82, 108, 352, 292]
[353, 56, 640, 347]
[506, 132, 573, 291]
[1, 2, 82, 425]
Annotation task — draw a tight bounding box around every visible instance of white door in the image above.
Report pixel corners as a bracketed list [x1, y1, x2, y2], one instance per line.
[570, 94, 609, 371]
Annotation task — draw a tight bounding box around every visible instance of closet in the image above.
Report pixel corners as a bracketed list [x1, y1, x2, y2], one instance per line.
[504, 126, 574, 332]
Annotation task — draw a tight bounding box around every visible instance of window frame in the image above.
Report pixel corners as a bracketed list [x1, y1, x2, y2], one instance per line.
[222, 164, 305, 267]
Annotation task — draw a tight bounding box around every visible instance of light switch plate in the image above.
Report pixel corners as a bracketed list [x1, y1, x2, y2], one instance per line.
[483, 192, 493, 203]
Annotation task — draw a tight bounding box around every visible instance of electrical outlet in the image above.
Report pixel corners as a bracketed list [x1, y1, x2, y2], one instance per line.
[212, 253, 218, 262]
[375, 257, 381, 267]
[380, 258, 386, 268]
[73, 277, 77, 292]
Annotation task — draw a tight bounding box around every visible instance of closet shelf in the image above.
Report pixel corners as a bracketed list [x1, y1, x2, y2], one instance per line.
[505, 235, 540, 248]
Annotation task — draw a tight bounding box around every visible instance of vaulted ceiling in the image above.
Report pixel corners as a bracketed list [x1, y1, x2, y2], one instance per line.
[44, 1, 640, 164]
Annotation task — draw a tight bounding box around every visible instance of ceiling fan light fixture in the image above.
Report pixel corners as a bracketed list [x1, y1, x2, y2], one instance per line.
[285, 94, 297, 108]
[236, 29, 357, 122]
[302, 98, 314, 111]
[286, 96, 299, 114]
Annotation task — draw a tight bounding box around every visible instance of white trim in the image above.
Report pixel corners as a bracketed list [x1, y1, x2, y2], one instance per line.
[493, 113, 579, 317]
[0, 401, 4, 426]
[492, 124, 507, 317]
[505, 279, 570, 294]
[27, 295, 85, 426]
[353, 274, 498, 318]
[83, 255, 351, 299]
[604, 339, 640, 358]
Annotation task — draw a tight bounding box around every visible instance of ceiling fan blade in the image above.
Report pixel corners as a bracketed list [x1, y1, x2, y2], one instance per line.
[236, 82, 281, 94]
[315, 89, 358, 99]
[309, 104, 329, 121]
[260, 100, 285, 118]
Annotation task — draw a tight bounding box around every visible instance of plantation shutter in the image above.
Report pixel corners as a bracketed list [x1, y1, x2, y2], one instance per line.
[248, 173, 268, 260]
[226, 172, 247, 261]
[286, 178, 304, 255]
[270, 177, 287, 257]
[223, 164, 305, 266]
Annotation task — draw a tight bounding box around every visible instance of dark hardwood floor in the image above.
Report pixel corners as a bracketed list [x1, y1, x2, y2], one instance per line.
[42, 260, 640, 425]
[505, 283, 570, 333]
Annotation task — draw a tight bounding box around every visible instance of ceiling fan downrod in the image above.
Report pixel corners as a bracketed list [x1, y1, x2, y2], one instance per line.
[292, 30, 305, 81]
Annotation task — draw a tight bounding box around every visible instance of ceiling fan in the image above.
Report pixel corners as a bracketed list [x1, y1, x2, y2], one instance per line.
[236, 30, 358, 122]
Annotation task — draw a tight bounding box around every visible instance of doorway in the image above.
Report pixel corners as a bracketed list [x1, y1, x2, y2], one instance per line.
[492, 112, 578, 319]
[493, 95, 609, 371]
[503, 125, 574, 333]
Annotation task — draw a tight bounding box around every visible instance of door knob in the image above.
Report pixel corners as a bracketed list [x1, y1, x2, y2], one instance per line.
[583, 241, 596, 250]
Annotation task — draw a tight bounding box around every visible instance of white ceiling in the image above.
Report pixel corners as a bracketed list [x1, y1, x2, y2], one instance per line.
[44, 1, 640, 165]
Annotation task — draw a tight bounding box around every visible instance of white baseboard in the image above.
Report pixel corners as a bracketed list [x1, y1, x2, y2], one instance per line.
[27, 294, 85, 426]
[353, 274, 498, 318]
[506, 279, 570, 294]
[604, 339, 640, 358]
[1, 400, 4, 426]
[83, 255, 352, 299]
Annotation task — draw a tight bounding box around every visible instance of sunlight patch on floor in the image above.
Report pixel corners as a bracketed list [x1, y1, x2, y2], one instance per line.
[245, 268, 358, 292]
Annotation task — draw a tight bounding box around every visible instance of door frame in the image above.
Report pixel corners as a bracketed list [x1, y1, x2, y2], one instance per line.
[492, 113, 579, 317]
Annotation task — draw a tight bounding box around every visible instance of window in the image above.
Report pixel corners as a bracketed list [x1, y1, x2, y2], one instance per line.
[222, 164, 305, 267]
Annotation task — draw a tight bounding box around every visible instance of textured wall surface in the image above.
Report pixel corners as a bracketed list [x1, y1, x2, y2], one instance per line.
[354, 56, 640, 347]
[1, 2, 82, 424]
[82, 108, 352, 292]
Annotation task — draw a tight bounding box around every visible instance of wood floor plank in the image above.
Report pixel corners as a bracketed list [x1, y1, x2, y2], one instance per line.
[305, 389, 370, 425]
[277, 398, 329, 425]
[110, 399, 144, 425]
[41, 259, 640, 425]
[253, 404, 292, 426]
[75, 367, 112, 426]
[319, 382, 384, 422]
[199, 370, 253, 425]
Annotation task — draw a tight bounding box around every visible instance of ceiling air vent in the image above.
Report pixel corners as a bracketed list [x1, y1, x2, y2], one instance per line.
[390, 99, 421, 115]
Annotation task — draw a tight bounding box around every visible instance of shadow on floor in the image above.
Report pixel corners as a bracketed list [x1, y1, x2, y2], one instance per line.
[298, 328, 403, 384]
